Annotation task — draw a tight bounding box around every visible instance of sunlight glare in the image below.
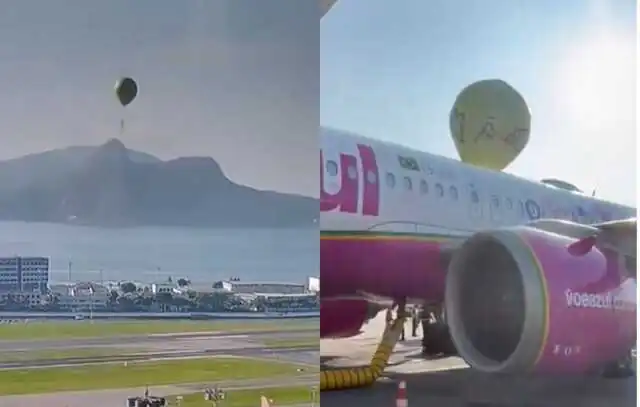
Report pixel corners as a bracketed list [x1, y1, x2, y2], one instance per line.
[554, 31, 635, 130]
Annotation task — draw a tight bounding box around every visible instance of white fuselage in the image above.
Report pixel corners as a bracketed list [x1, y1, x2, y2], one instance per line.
[320, 127, 636, 233]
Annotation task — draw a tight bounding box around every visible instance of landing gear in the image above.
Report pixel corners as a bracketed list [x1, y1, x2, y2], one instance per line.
[601, 349, 636, 379]
[421, 306, 457, 357]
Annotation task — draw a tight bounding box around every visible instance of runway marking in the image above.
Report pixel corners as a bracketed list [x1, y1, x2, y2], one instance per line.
[148, 332, 249, 338]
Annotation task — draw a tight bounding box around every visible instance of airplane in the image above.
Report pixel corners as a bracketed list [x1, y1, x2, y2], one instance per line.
[319, 126, 637, 376]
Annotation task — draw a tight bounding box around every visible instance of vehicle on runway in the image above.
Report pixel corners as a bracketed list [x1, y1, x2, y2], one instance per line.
[127, 387, 166, 407]
[319, 126, 636, 377]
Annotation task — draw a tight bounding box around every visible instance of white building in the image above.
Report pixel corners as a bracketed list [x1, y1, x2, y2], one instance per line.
[211, 281, 234, 292]
[0, 257, 49, 293]
[0, 291, 43, 307]
[306, 277, 319, 293]
[151, 282, 176, 294]
[216, 281, 307, 294]
[56, 294, 108, 312]
[53, 282, 109, 312]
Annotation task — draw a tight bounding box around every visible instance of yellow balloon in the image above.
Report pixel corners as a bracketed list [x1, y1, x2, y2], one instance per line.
[449, 79, 531, 171]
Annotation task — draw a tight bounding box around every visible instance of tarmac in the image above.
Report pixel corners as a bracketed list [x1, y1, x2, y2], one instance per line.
[0, 376, 319, 407]
[320, 314, 637, 407]
[0, 325, 320, 406]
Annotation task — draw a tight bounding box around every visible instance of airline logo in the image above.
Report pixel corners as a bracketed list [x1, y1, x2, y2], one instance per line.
[320, 144, 380, 216]
[564, 286, 635, 311]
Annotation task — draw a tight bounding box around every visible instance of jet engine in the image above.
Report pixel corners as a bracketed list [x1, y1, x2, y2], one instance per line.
[444, 225, 636, 375]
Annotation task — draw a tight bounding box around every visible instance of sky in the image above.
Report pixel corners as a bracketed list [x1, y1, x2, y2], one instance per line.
[321, 0, 637, 206]
[0, 0, 318, 197]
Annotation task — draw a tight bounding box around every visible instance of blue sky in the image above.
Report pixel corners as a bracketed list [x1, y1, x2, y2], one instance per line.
[0, 0, 318, 196]
[321, 0, 637, 206]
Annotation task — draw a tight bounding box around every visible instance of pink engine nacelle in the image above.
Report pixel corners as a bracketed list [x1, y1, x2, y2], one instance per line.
[444, 225, 636, 375]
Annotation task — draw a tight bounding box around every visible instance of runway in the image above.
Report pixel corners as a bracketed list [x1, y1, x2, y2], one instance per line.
[0, 328, 315, 351]
[320, 314, 636, 407]
[0, 326, 320, 406]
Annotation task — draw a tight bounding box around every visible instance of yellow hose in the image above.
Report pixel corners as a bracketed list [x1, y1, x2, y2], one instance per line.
[320, 314, 405, 391]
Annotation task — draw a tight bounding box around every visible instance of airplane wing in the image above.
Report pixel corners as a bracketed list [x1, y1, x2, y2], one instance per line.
[591, 218, 636, 258]
[528, 217, 636, 259]
[437, 218, 637, 272]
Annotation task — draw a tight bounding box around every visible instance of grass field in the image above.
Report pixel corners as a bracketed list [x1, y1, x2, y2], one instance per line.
[0, 357, 304, 395]
[263, 337, 319, 348]
[0, 319, 318, 340]
[168, 385, 318, 406]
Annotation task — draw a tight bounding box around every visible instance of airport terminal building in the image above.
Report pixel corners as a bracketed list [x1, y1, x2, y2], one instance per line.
[212, 280, 308, 295]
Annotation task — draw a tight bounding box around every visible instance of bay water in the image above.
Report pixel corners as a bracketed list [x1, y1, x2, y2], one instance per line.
[0, 222, 319, 285]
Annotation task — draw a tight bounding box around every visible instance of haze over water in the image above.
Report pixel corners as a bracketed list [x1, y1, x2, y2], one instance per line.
[0, 222, 318, 284]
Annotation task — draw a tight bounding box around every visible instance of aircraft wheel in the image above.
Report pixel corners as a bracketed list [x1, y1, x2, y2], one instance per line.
[421, 317, 456, 357]
[601, 350, 636, 379]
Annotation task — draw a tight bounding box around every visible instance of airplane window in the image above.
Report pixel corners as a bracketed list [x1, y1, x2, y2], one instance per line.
[524, 199, 541, 220]
[518, 201, 525, 217]
[420, 180, 429, 194]
[403, 176, 413, 191]
[386, 172, 396, 188]
[326, 160, 338, 176]
[449, 186, 458, 200]
[506, 198, 513, 210]
[435, 183, 444, 197]
[470, 190, 480, 204]
[491, 195, 500, 208]
[347, 165, 357, 180]
[366, 170, 377, 184]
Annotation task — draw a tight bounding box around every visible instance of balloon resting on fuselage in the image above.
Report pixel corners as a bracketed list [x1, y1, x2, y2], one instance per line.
[449, 79, 531, 171]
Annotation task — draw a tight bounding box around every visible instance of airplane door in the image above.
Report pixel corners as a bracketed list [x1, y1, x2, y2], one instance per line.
[321, 144, 342, 198]
[489, 194, 503, 226]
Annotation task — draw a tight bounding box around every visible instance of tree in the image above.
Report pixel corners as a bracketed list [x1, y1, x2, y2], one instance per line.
[177, 278, 191, 287]
[117, 296, 136, 311]
[156, 292, 173, 303]
[196, 292, 231, 312]
[108, 290, 119, 303]
[120, 282, 137, 294]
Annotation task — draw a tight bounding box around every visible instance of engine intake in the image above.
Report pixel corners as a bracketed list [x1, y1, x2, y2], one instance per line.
[445, 226, 636, 374]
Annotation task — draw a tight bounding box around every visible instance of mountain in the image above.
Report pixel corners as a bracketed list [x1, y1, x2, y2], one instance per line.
[0, 139, 317, 228]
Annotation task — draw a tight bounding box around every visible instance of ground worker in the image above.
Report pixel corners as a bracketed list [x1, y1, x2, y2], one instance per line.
[411, 306, 420, 337]
[385, 307, 393, 325]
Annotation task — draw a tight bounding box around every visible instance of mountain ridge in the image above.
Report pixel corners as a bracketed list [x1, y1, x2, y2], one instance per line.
[0, 139, 316, 228]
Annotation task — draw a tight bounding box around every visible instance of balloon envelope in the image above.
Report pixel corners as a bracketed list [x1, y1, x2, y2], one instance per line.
[449, 79, 530, 171]
[115, 77, 138, 107]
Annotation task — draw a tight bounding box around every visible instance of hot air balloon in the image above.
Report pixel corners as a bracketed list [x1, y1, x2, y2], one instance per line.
[114, 77, 138, 134]
[449, 79, 531, 171]
[115, 77, 138, 107]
